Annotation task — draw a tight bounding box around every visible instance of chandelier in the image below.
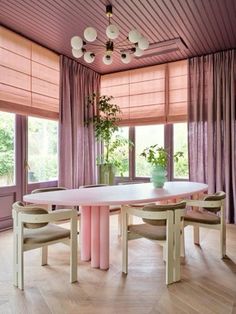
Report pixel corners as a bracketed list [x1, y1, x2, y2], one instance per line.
[70, 4, 149, 65]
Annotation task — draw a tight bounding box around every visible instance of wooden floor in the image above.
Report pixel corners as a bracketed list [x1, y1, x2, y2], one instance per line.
[0, 217, 236, 314]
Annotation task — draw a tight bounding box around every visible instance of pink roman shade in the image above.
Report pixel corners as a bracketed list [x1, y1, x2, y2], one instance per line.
[0, 27, 59, 119]
[101, 60, 187, 125]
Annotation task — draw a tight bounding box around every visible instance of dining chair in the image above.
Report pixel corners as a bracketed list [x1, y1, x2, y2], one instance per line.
[79, 184, 122, 235]
[122, 201, 186, 285]
[31, 187, 67, 210]
[182, 191, 226, 258]
[12, 201, 78, 290]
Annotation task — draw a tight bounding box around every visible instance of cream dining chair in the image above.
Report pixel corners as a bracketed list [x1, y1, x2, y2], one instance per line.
[12, 201, 78, 290]
[122, 201, 186, 285]
[182, 191, 226, 258]
[31, 186, 68, 210]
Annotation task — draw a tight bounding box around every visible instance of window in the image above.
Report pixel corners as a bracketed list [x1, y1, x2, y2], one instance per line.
[110, 127, 129, 177]
[114, 123, 189, 181]
[173, 123, 189, 179]
[0, 111, 15, 186]
[135, 125, 164, 177]
[28, 117, 58, 183]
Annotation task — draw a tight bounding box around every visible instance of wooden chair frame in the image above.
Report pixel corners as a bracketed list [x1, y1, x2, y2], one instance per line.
[121, 204, 185, 285]
[182, 198, 226, 258]
[12, 207, 78, 290]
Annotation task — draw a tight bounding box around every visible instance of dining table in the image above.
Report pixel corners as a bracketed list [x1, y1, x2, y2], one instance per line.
[23, 181, 208, 270]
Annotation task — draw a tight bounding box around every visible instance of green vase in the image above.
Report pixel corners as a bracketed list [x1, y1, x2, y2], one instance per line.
[98, 164, 116, 185]
[151, 165, 167, 188]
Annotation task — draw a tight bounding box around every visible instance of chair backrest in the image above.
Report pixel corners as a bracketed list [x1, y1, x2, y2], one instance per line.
[12, 201, 48, 229]
[79, 184, 108, 189]
[31, 187, 67, 194]
[203, 191, 226, 213]
[142, 201, 186, 226]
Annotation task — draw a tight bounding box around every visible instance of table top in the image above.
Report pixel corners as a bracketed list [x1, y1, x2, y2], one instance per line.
[23, 182, 208, 206]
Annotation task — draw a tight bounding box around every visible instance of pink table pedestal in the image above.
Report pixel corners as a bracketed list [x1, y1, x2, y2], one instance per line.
[80, 205, 110, 270]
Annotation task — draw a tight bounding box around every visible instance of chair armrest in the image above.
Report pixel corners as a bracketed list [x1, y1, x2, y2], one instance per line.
[18, 208, 77, 224]
[123, 205, 168, 220]
[186, 200, 222, 208]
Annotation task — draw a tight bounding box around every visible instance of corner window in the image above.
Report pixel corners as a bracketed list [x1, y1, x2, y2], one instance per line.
[173, 123, 189, 179]
[28, 117, 58, 183]
[135, 125, 164, 177]
[0, 111, 15, 187]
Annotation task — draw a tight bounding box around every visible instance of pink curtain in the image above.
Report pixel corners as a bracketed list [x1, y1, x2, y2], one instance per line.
[188, 49, 236, 223]
[59, 56, 100, 188]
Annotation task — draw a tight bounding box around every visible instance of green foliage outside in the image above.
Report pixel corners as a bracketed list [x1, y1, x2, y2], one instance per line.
[0, 112, 14, 185]
[28, 117, 58, 182]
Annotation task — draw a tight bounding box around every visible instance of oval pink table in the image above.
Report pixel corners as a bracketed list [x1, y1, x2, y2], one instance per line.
[23, 182, 208, 270]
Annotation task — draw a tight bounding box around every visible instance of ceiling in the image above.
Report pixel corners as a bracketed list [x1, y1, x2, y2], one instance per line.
[1, 0, 236, 74]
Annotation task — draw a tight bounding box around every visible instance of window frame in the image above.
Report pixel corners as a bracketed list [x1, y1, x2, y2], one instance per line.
[115, 123, 189, 183]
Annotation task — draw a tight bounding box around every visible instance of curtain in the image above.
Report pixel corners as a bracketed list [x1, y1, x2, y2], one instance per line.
[188, 50, 236, 223]
[59, 55, 100, 188]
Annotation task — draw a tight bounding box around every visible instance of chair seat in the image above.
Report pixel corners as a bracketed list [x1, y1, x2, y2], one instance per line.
[128, 224, 166, 240]
[184, 210, 220, 225]
[24, 224, 71, 244]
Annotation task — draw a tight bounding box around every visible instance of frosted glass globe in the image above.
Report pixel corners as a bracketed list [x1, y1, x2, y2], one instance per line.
[103, 55, 113, 65]
[121, 52, 131, 64]
[84, 27, 97, 42]
[72, 49, 83, 58]
[71, 36, 83, 49]
[138, 37, 149, 50]
[84, 52, 95, 63]
[134, 47, 144, 57]
[128, 29, 141, 43]
[106, 24, 119, 39]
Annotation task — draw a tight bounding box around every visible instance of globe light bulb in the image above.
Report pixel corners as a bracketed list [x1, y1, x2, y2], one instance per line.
[106, 24, 119, 39]
[121, 52, 132, 64]
[138, 37, 149, 50]
[103, 54, 113, 65]
[128, 29, 141, 43]
[134, 47, 144, 57]
[84, 51, 95, 63]
[84, 27, 97, 42]
[71, 36, 83, 49]
[72, 48, 83, 58]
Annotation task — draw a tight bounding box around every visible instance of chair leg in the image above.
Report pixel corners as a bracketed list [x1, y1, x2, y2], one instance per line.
[166, 211, 174, 285]
[180, 222, 185, 258]
[17, 237, 24, 290]
[41, 246, 48, 266]
[220, 220, 226, 259]
[193, 225, 200, 245]
[13, 229, 18, 287]
[122, 210, 128, 274]
[70, 216, 78, 283]
[173, 212, 182, 282]
[118, 213, 122, 237]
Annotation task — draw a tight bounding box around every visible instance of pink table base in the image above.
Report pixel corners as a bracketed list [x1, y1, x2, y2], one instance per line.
[80, 205, 110, 270]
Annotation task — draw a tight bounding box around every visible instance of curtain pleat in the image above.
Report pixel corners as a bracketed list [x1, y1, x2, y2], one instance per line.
[59, 56, 100, 188]
[188, 49, 236, 223]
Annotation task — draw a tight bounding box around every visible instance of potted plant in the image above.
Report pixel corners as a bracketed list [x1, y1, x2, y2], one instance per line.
[140, 144, 184, 188]
[87, 94, 131, 184]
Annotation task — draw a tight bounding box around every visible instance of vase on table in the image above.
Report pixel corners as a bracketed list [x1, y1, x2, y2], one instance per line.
[151, 165, 167, 188]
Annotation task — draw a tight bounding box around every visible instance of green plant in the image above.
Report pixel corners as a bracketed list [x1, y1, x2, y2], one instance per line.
[87, 94, 132, 175]
[140, 144, 184, 168]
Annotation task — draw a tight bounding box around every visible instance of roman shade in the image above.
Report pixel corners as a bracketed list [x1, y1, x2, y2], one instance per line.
[0, 27, 59, 119]
[101, 60, 187, 125]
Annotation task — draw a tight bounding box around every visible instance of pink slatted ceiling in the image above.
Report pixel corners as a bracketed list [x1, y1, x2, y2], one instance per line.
[101, 60, 187, 125]
[0, 0, 235, 74]
[0, 27, 59, 119]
